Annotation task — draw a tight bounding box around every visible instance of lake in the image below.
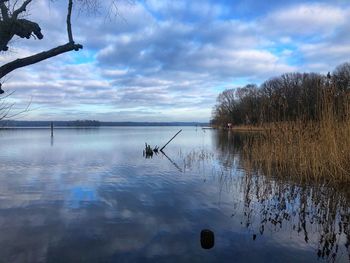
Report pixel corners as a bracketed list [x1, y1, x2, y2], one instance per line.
[0, 127, 348, 262]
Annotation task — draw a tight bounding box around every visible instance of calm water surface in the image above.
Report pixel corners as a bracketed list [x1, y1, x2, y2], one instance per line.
[0, 127, 349, 262]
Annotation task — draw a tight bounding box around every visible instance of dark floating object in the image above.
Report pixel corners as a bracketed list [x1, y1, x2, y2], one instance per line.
[253, 234, 257, 240]
[0, 84, 4, 94]
[200, 229, 215, 249]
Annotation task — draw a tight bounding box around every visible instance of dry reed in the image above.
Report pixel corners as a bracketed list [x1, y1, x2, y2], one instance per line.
[243, 91, 350, 183]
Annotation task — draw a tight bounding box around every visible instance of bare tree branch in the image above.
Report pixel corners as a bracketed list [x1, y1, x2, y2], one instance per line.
[0, 1, 9, 20]
[0, 0, 132, 97]
[0, 91, 15, 120]
[12, 0, 32, 19]
[11, 0, 20, 14]
[0, 0, 84, 92]
[0, 91, 32, 121]
[67, 0, 74, 42]
[0, 42, 83, 79]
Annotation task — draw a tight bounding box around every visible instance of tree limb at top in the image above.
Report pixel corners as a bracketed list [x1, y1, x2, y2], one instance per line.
[12, 0, 32, 19]
[0, 0, 84, 93]
[1, 0, 79, 54]
[0, 42, 83, 79]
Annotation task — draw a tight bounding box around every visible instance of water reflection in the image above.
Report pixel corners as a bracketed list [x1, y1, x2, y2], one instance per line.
[161, 151, 183, 173]
[212, 131, 350, 262]
[212, 130, 255, 171]
[0, 128, 348, 262]
[241, 174, 350, 262]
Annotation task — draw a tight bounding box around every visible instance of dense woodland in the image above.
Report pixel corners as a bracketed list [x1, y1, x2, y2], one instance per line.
[211, 62, 350, 126]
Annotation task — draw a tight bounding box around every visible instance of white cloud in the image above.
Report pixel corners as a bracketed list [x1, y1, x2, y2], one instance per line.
[2, 1, 350, 121]
[299, 42, 350, 72]
[262, 3, 347, 36]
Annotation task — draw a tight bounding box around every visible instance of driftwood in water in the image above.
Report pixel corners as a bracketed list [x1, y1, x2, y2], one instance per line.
[144, 143, 160, 158]
[144, 143, 153, 158]
[160, 129, 182, 151]
[143, 129, 182, 159]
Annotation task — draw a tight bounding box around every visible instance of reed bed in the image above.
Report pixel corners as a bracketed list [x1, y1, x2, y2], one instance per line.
[243, 92, 350, 183]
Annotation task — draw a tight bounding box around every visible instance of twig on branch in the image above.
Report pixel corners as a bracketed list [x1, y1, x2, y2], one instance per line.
[67, 0, 74, 42]
[12, 0, 32, 19]
[0, 92, 32, 120]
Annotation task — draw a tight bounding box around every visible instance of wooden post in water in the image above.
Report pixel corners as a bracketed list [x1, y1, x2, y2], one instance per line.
[160, 129, 182, 151]
[50, 122, 54, 137]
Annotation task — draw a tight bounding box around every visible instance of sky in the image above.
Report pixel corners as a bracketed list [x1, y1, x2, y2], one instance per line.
[1, 0, 350, 122]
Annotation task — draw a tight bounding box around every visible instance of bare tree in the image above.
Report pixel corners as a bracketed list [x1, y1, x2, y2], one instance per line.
[0, 91, 31, 121]
[211, 62, 350, 127]
[0, 0, 84, 94]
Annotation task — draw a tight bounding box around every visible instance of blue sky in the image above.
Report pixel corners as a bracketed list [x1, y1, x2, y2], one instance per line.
[2, 0, 350, 122]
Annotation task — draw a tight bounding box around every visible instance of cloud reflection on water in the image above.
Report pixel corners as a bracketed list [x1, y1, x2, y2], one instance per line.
[0, 128, 348, 262]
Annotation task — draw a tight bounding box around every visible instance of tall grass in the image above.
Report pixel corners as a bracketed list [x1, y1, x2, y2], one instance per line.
[243, 90, 350, 182]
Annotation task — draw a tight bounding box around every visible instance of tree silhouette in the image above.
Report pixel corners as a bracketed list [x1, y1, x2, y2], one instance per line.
[0, 0, 84, 93]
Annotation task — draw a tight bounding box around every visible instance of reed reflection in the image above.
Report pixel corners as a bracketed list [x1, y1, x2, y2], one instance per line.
[239, 173, 350, 262]
[183, 131, 350, 262]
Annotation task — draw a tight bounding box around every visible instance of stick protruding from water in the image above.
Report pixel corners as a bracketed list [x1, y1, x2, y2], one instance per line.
[160, 129, 182, 151]
[50, 122, 54, 137]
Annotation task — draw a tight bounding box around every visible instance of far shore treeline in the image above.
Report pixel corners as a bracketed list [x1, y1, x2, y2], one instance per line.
[0, 120, 208, 128]
[211, 62, 350, 127]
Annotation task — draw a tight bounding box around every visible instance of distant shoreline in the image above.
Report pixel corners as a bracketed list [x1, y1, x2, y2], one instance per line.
[0, 120, 209, 128]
